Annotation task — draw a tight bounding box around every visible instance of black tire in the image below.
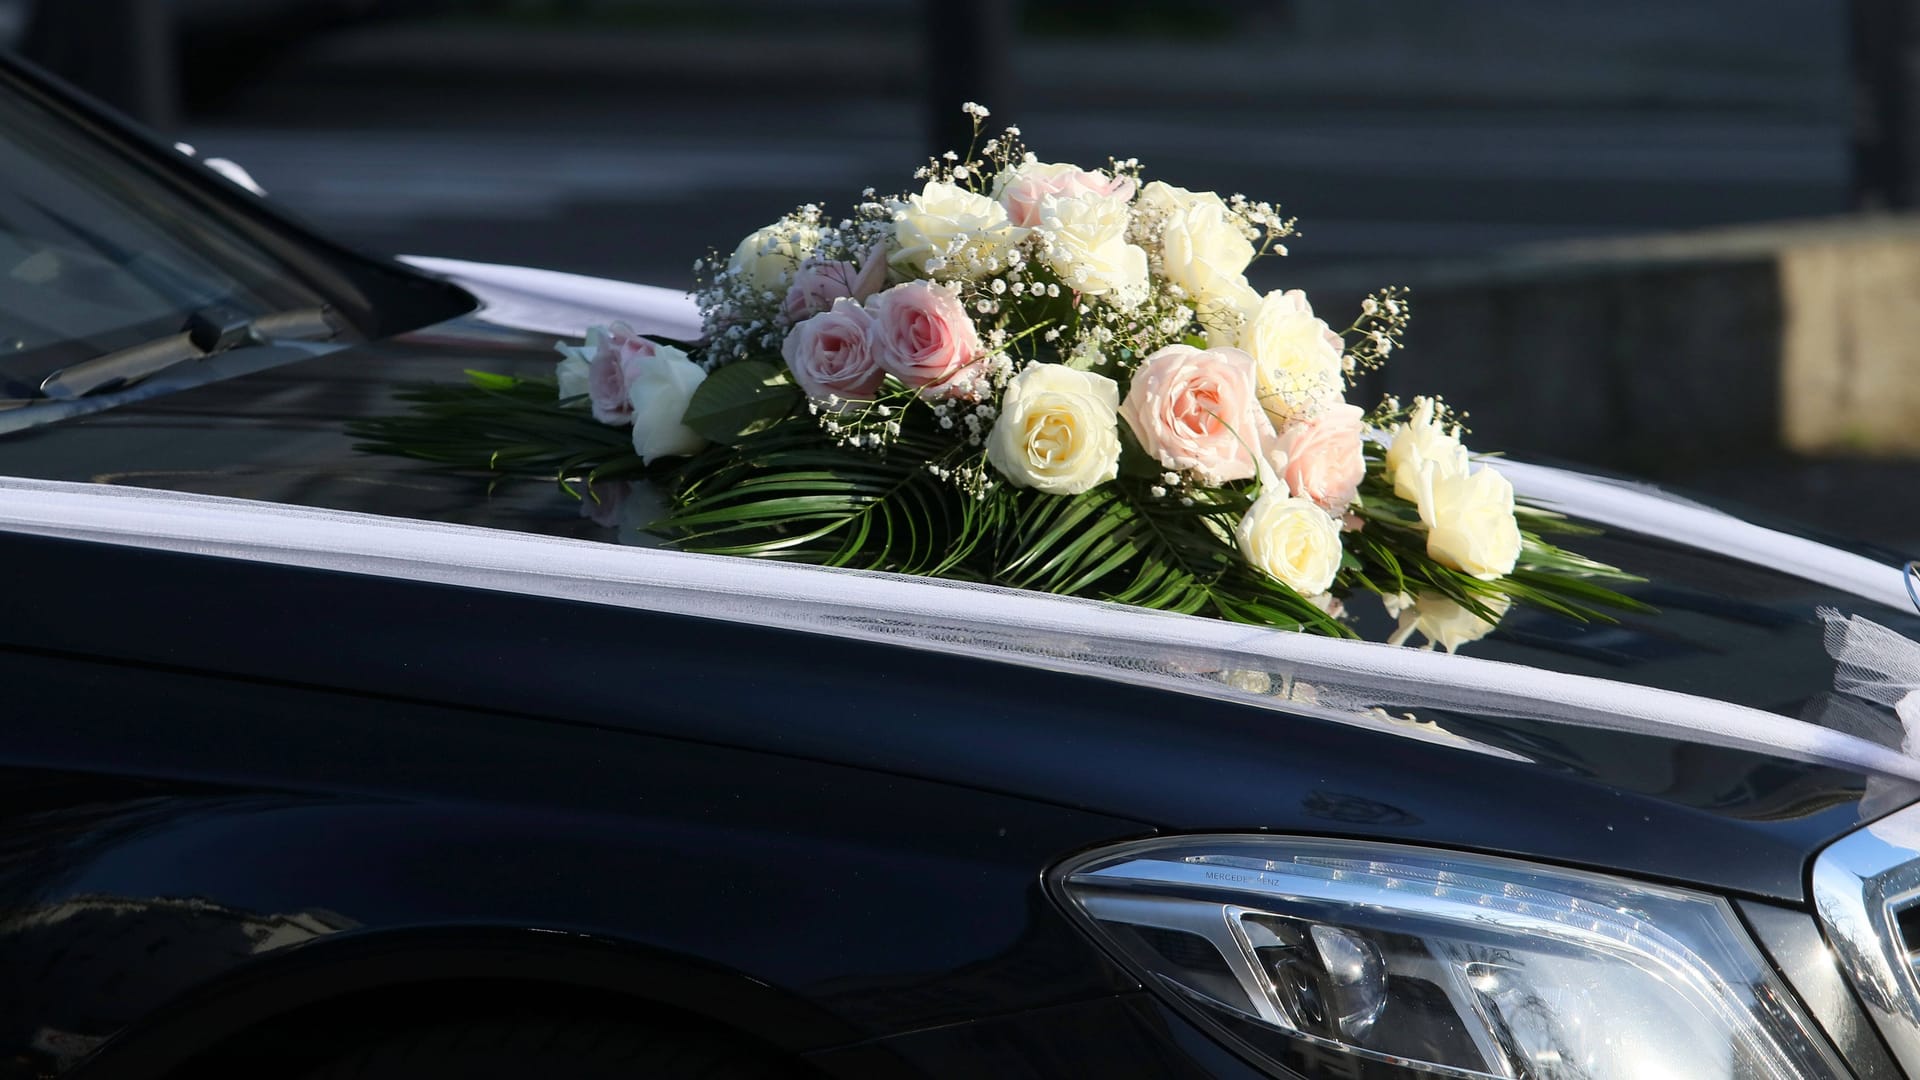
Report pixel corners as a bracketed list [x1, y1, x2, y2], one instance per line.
[299, 1014, 803, 1080]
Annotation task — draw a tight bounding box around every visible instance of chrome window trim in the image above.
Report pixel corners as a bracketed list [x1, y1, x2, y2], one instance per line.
[1813, 800, 1920, 1076]
[3, 475, 1919, 784]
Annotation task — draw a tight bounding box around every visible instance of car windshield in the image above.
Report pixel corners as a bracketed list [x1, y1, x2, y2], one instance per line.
[0, 81, 329, 396]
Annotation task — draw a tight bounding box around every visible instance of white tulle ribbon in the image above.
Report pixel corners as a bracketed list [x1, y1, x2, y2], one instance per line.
[5, 477, 1920, 781]
[1820, 606, 1920, 755]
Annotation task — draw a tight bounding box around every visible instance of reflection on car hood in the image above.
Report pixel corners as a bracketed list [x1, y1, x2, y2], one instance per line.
[0, 267, 686, 548]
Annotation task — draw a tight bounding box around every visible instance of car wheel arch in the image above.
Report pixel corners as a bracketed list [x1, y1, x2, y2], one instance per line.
[70, 924, 859, 1079]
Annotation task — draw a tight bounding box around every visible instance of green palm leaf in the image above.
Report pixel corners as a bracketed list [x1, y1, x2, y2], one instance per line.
[351, 375, 1647, 642]
[657, 428, 990, 576]
[996, 481, 1351, 636]
[348, 372, 638, 478]
[660, 428, 1347, 634]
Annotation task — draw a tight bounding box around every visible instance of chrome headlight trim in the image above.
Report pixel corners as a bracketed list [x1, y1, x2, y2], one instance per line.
[1812, 799, 1920, 1076]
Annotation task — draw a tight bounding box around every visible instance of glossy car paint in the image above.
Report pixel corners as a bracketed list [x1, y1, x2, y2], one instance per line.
[0, 616, 1147, 1076]
[0, 515, 1892, 1079]
[0, 304, 1905, 1078]
[0, 48, 1914, 1080]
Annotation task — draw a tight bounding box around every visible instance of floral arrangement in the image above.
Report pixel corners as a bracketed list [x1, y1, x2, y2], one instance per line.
[355, 105, 1644, 649]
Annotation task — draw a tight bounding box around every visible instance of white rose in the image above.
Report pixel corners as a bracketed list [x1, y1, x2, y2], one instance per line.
[1037, 190, 1149, 305]
[728, 221, 823, 295]
[1138, 181, 1258, 315]
[1410, 462, 1522, 580]
[987, 363, 1122, 495]
[1135, 179, 1218, 219]
[553, 342, 591, 404]
[1239, 289, 1346, 425]
[1236, 491, 1343, 596]
[626, 345, 708, 464]
[890, 181, 1027, 277]
[1384, 397, 1470, 502]
[1385, 590, 1509, 652]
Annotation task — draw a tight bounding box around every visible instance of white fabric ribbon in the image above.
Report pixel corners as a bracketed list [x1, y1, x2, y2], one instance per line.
[5, 477, 1920, 781]
[1820, 607, 1920, 755]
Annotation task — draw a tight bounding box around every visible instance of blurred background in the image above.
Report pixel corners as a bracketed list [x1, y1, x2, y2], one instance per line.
[7, 0, 1919, 550]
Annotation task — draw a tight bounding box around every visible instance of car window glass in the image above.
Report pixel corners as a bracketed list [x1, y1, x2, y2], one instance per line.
[0, 88, 325, 392]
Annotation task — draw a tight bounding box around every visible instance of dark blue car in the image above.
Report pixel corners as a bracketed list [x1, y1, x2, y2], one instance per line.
[1, 50, 1919, 1080]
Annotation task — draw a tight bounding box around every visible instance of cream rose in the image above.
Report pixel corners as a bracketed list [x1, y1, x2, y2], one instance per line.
[1411, 462, 1522, 580]
[1037, 189, 1149, 305]
[1236, 491, 1343, 597]
[890, 181, 1026, 277]
[781, 298, 885, 410]
[626, 345, 708, 464]
[1384, 397, 1470, 502]
[728, 221, 823, 295]
[986, 363, 1121, 495]
[1385, 590, 1510, 653]
[1138, 181, 1257, 313]
[1267, 402, 1366, 513]
[1119, 344, 1270, 485]
[1240, 289, 1346, 425]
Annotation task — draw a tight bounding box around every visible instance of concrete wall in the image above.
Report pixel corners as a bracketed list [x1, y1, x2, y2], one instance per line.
[1331, 216, 1920, 471]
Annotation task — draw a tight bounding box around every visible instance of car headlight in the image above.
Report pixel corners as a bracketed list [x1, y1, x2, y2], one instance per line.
[1051, 836, 1844, 1079]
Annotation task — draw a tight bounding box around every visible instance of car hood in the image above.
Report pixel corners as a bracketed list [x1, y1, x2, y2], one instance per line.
[0, 259, 1915, 901]
[0, 257, 693, 542]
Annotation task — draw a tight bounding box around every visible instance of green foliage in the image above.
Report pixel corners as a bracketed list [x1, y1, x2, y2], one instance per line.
[656, 432, 1348, 636]
[1348, 451, 1650, 627]
[680, 360, 803, 444]
[995, 482, 1350, 635]
[347, 371, 643, 481]
[659, 427, 990, 576]
[352, 375, 1652, 643]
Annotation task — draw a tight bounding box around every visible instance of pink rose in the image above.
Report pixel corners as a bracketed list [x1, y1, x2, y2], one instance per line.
[1267, 402, 1367, 513]
[997, 163, 1137, 228]
[867, 280, 984, 400]
[781, 242, 890, 324]
[1119, 344, 1270, 485]
[781, 298, 886, 410]
[585, 322, 658, 426]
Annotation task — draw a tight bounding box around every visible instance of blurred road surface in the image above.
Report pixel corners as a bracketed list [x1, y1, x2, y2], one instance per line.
[188, 106, 1847, 291]
[178, 14, 1852, 289]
